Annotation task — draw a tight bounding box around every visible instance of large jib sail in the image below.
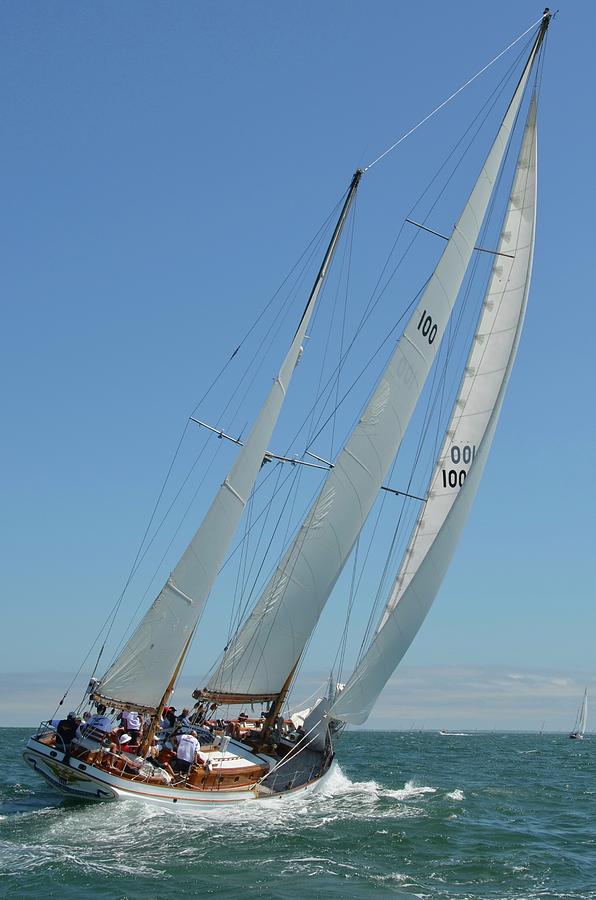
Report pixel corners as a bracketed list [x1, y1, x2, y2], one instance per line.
[202, 41, 542, 706]
[330, 95, 538, 726]
[96, 172, 362, 712]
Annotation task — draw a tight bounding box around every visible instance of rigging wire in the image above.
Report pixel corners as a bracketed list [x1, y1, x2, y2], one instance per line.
[217, 205, 361, 654]
[300, 35, 532, 460]
[364, 15, 544, 172]
[106, 207, 339, 646]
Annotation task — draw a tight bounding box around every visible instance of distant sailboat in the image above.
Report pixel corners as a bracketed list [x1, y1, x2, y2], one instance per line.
[569, 690, 588, 740]
[23, 10, 552, 810]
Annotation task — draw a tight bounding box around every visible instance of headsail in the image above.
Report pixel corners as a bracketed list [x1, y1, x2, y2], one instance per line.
[202, 43, 542, 705]
[330, 96, 538, 725]
[96, 171, 362, 712]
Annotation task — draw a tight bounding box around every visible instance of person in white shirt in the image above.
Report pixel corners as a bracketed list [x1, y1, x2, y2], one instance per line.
[121, 709, 142, 739]
[174, 731, 202, 774]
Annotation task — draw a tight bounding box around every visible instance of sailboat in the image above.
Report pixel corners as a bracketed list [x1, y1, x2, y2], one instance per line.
[23, 10, 552, 809]
[569, 689, 588, 740]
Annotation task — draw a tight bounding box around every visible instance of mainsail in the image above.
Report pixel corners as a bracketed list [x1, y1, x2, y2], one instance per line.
[203, 43, 542, 704]
[96, 172, 362, 711]
[330, 96, 538, 725]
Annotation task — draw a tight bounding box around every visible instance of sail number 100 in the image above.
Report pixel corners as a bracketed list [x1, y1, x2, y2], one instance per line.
[417, 309, 438, 344]
[441, 444, 476, 489]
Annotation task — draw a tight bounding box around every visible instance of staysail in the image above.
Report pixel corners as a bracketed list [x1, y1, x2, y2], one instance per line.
[330, 95, 538, 725]
[203, 45, 542, 705]
[96, 171, 362, 712]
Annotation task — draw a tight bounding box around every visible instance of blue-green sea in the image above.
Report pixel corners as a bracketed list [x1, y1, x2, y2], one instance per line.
[1, 728, 594, 898]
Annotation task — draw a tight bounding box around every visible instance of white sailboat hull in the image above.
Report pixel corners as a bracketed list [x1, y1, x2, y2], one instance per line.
[23, 735, 336, 811]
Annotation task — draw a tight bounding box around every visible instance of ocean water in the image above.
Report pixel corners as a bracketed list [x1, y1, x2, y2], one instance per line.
[1, 729, 594, 898]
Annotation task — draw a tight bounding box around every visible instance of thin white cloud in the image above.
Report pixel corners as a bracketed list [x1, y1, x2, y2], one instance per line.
[1, 666, 593, 731]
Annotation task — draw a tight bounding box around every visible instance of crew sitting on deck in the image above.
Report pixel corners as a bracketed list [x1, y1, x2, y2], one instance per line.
[77, 711, 92, 735]
[103, 733, 135, 772]
[176, 708, 192, 732]
[147, 741, 176, 778]
[160, 707, 177, 732]
[82, 704, 114, 743]
[117, 732, 138, 753]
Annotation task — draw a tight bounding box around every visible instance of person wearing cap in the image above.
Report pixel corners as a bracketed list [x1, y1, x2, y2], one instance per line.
[118, 733, 134, 751]
[104, 732, 136, 773]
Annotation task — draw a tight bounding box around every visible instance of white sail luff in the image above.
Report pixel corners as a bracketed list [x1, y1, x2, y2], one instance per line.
[206, 55, 539, 702]
[330, 98, 537, 725]
[580, 693, 588, 735]
[97, 178, 359, 711]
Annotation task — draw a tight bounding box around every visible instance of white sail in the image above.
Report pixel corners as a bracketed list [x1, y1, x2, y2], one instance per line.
[578, 690, 588, 736]
[97, 175, 360, 711]
[330, 97, 537, 725]
[580, 692, 588, 735]
[205, 55, 540, 703]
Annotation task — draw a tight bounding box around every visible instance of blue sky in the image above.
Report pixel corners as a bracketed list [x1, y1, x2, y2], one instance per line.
[1, 1, 594, 728]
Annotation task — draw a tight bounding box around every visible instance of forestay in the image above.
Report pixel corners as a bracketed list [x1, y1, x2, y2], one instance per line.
[96, 174, 360, 712]
[204, 51, 540, 703]
[331, 97, 538, 726]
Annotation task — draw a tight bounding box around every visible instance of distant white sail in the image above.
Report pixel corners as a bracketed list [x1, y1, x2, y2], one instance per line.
[96, 175, 361, 711]
[330, 97, 538, 726]
[572, 689, 588, 738]
[205, 57, 540, 703]
[579, 691, 588, 736]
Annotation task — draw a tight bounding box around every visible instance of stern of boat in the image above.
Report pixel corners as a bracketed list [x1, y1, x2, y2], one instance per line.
[23, 724, 118, 801]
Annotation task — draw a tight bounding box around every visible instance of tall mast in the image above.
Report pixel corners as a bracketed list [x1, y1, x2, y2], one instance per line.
[95, 169, 362, 714]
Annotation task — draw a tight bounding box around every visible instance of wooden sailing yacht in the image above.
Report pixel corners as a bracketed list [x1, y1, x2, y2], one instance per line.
[24, 10, 551, 809]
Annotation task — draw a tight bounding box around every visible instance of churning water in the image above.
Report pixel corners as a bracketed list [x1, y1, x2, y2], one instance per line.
[1, 728, 595, 898]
